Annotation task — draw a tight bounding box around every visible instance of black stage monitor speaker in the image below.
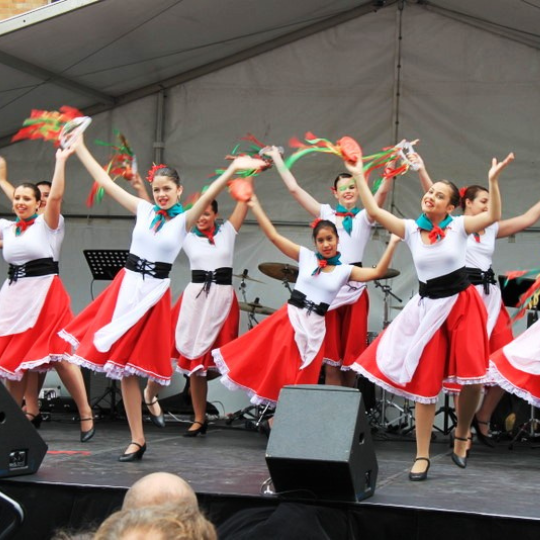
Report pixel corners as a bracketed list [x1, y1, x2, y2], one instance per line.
[265, 385, 377, 502]
[0, 384, 48, 478]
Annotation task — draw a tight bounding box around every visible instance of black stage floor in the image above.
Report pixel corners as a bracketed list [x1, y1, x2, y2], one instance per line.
[1, 415, 540, 539]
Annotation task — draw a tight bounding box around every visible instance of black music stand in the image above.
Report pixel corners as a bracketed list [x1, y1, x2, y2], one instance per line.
[83, 250, 129, 418]
[499, 275, 540, 446]
[83, 249, 130, 300]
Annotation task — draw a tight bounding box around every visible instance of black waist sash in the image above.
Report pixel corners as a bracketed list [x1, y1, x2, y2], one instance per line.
[288, 289, 329, 316]
[465, 266, 496, 295]
[125, 253, 172, 279]
[8, 257, 59, 284]
[418, 267, 470, 299]
[191, 267, 233, 295]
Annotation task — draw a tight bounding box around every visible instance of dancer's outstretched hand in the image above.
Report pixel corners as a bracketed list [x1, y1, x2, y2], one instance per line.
[231, 155, 267, 173]
[489, 152, 515, 182]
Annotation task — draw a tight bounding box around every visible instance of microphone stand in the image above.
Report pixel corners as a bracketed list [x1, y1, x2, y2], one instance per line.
[373, 280, 402, 328]
[238, 269, 259, 330]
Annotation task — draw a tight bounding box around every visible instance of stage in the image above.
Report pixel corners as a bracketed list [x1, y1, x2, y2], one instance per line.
[1, 412, 540, 540]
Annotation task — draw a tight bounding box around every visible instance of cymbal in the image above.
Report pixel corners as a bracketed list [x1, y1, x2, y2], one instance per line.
[239, 301, 276, 316]
[258, 262, 299, 284]
[381, 268, 400, 279]
[232, 271, 265, 284]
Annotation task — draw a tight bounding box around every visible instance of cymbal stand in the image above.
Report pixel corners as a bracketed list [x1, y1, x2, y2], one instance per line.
[281, 277, 292, 293]
[238, 276, 258, 330]
[508, 404, 540, 449]
[371, 280, 415, 433]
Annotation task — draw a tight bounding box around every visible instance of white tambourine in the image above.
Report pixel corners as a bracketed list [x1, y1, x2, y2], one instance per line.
[396, 140, 419, 171]
[59, 116, 92, 149]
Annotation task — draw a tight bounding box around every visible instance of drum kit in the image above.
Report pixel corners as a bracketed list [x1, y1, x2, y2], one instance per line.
[234, 262, 300, 329]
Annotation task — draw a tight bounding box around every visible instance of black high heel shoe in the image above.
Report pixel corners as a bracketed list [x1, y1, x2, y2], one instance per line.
[472, 416, 496, 448]
[25, 412, 43, 429]
[451, 436, 468, 468]
[118, 442, 146, 462]
[144, 393, 166, 428]
[183, 420, 208, 438]
[449, 431, 473, 457]
[80, 417, 95, 443]
[409, 457, 430, 482]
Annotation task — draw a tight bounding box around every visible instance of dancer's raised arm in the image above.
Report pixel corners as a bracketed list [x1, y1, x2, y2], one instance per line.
[44, 147, 73, 230]
[0, 156, 15, 201]
[248, 193, 300, 260]
[463, 153, 514, 235]
[263, 146, 320, 217]
[184, 156, 266, 231]
[349, 234, 400, 283]
[345, 159, 406, 238]
[408, 152, 434, 192]
[497, 197, 540, 237]
[74, 136, 140, 214]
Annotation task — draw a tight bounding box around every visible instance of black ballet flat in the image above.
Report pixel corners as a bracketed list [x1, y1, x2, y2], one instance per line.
[451, 436, 468, 469]
[79, 417, 95, 443]
[472, 416, 496, 448]
[409, 457, 430, 482]
[25, 412, 43, 429]
[118, 442, 146, 462]
[144, 397, 166, 428]
[183, 420, 208, 438]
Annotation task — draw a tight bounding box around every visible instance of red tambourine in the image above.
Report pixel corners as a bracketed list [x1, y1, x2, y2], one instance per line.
[228, 178, 253, 202]
[336, 136, 362, 164]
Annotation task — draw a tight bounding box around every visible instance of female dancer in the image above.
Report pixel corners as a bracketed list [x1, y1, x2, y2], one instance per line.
[490, 303, 540, 409]
[61, 136, 265, 461]
[0, 160, 48, 420]
[413, 153, 540, 446]
[347, 148, 514, 480]
[263, 146, 394, 387]
[172, 196, 248, 437]
[0, 150, 95, 440]
[213, 189, 400, 409]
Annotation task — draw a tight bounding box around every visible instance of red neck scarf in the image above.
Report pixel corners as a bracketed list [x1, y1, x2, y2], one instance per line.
[14, 214, 38, 236]
[192, 224, 220, 245]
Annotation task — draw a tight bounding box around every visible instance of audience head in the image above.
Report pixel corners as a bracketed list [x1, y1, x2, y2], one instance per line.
[122, 472, 198, 511]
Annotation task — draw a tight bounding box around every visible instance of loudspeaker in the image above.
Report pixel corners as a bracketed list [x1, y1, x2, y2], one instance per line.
[265, 385, 377, 502]
[0, 383, 48, 478]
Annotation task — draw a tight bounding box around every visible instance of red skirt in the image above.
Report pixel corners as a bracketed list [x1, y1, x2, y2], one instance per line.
[353, 286, 490, 403]
[443, 302, 513, 394]
[490, 350, 540, 408]
[0, 276, 72, 380]
[213, 305, 324, 407]
[489, 303, 514, 352]
[323, 290, 369, 370]
[173, 293, 240, 376]
[61, 270, 173, 384]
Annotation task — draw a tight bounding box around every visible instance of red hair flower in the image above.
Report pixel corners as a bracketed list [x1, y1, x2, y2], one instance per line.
[459, 186, 468, 200]
[146, 163, 167, 183]
[310, 218, 323, 229]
